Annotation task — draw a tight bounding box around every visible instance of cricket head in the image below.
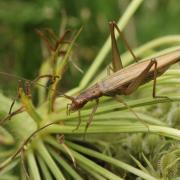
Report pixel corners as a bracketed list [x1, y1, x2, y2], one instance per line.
[64, 93, 88, 114]
[65, 83, 102, 113]
[69, 97, 88, 112]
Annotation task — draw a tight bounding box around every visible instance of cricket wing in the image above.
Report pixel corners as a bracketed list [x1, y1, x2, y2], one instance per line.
[99, 61, 149, 93]
[99, 49, 180, 94]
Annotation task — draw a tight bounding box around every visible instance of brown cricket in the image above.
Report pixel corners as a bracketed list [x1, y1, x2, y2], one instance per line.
[67, 21, 180, 131]
[1, 22, 179, 173]
[0, 22, 180, 132]
[69, 50, 180, 111]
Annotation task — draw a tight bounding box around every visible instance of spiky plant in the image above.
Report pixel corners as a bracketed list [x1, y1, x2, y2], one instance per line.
[0, 0, 180, 179]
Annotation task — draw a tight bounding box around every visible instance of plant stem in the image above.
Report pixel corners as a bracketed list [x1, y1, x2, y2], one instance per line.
[36, 155, 53, 180]
[66, 141, 157, 180]
[36, 140, 65, 180]
[49, 96, 180, 122]
[48, 147, 84, 180]
[45, 124, 180, 140]
[46, 137, 123, 180]
[27, 149, 41, 180]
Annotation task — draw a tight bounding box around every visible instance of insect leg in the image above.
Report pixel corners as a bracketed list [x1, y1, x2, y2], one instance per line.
[73, 110, 82, 131]
[118, 59, 159, 130]
[66, 104, 70, 115]
[124, 59, 156, 95]
[152, 59, 171, 100]
[83, 99, 99, 139]
[115, 96, 149, 130]
[152, 59, 158, 98]
[110, 21, 138, 63]
[107, 65, 114, 75]
[109, 21, 123, 72]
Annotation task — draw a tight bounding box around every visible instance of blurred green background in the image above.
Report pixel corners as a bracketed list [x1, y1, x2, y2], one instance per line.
[0, 0, 179, 92]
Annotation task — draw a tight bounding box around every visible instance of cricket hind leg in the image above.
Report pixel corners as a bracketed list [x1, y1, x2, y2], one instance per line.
[151, 61, 171, 101]
[118, 59, 160, 130]
[107, 65, 114, 75]
[123, 59, 157, 95]
[124, 58, 171, 100]
[109, 21, 138, 73]
[115, 95, 149, 130]
[109, 21, 123, 72]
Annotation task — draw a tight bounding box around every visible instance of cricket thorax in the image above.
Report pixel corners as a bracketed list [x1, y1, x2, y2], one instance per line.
[70, 83, 102, 111]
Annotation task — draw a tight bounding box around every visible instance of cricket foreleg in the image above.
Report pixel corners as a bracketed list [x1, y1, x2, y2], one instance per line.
[66, 103, 71, 115]
[64, 94, 76, 116]
[72, 110, 82, 131]
[83, 99, 99, 139]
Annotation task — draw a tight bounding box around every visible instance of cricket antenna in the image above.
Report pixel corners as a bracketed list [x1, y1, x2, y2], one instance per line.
[0, 71, 65, 97]
[62, 94, 76, 103]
